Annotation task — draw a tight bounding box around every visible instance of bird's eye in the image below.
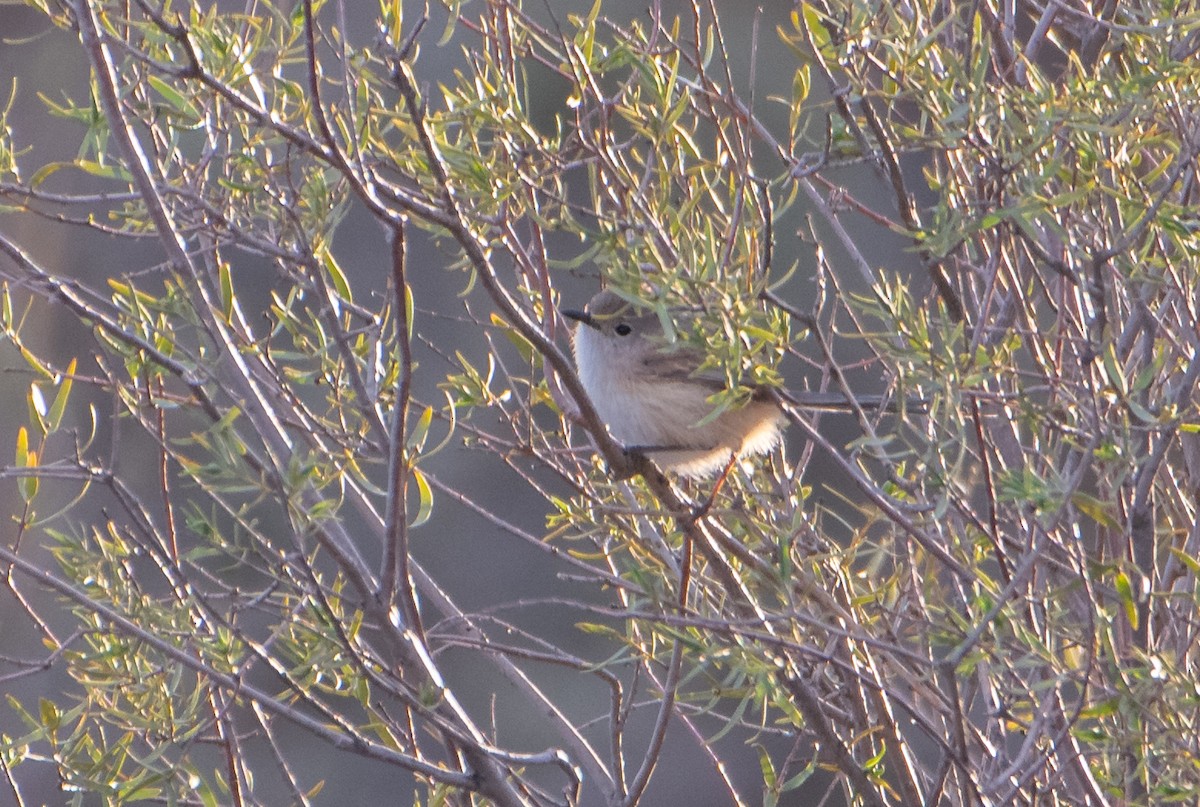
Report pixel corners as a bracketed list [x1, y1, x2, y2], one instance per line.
[614, 323, 632, 336]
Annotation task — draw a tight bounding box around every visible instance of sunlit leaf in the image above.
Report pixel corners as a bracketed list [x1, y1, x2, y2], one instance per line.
[410, 466, 433, 527]
[1114, 571, 1138, 630]
[407, 405, 433, 453]
[321, 250, 353, 304]
[219, 262, 234, 322]
[46, 358, 76, 433]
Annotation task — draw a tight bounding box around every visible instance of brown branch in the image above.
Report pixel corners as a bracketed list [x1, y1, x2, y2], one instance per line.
[0, 541, 481, 789]
[381, 221, 419, 625]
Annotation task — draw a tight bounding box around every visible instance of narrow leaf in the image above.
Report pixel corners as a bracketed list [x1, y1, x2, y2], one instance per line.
[407, 405, 434, 453]
[410, 466, 434, 527]
[1114, 571, 1138, 630]
[16, 426, 28, 467]
[321, 251, 353, 304]
[219, 262, 234, 322]
[46, 358, 76, 433]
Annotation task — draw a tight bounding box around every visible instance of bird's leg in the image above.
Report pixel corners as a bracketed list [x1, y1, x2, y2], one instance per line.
[676, 452, 737, 611]
[691, 451, 738, 521]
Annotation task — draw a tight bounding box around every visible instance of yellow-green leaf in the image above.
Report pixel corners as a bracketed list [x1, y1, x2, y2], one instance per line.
[410, 466, 434, 528]
[490, 312, 534, 362]
[405, 283, 414, 340]
[801, 3, 831, 51]
[46, 358, 76, 433]
[407, 405, 434, 453]
[321, 251, 353, 304]
[1071, 492, 1117, 528]
[1102, 344, 1126, 397]
[15, 426, 28, 467]
[107, 279, 157, 306]
[219, 262, 234, 322]
[16, 427, 38, 502]
[18, 344, 53, 378]
[77, 160, 131, 181]
[28, 161, 67, 188]
[1170, 547, 1200, 575]
[438, 2, 460, 46]
[1114, 571, 1138, 630]
[148, 75, 197, 116]
[39, 698, 59, 731]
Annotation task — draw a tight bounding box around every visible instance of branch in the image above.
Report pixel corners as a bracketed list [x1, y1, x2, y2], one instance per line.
[0, 542, 480, 790]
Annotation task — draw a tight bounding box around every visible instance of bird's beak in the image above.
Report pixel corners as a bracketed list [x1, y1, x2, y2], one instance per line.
[561, 308, 598, 329]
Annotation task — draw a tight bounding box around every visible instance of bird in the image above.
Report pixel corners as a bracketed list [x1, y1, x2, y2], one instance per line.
[563, 289, 877, 477]
[561, 291, 907, 475]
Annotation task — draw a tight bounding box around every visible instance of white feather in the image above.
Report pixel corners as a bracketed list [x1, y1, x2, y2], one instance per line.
[569, 291, 783, 477]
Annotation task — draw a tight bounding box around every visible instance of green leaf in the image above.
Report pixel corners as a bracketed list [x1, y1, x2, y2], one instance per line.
[410, 466, 434, 527]
[779, 758, 818, 792]
[46, 358, 76, 433]
[1114, 571, 1138, 630]
[793, 64, 810, 106]
[777, 529, 792, 584]
[28, 161, 68, 188]
[39, 698, 59, 731]
[321, 250, 353, 304]
[863, 740, 887, 776]
[438, 2, 460, 46]
[124, 789, 163, 801]
[15, 426, 28, 469]
[490, 312, 534, 362]
[1102, 343, 1126, 397]
[1169, 546, 1200, 575]
[380, 0, 403, 46]
[407, 405, 434, 453]
[1127, 398, 1156, 424]
[219, 262, 234, 322]
[147, 75, 197, 116]
[801, 4, 830, 51]
[77, 160, 131, 181]
[757, 744, 777, 789]
[107, 278, 158, 306]
[789, 65, 810, 131]
[17, 342, 53, 378]
[1079, 697, 1121, 720]
[405, 283, 414, 340]
[198, 782, 220, 807]
[1071, 492, 1117, 528]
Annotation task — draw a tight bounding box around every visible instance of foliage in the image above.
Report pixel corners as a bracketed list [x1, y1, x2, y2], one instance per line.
[1, 0, 1199, 804]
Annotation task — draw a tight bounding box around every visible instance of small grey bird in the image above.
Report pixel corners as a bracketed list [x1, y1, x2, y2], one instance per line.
[561, 293, 787, 475]
[563, 290, 881, 477]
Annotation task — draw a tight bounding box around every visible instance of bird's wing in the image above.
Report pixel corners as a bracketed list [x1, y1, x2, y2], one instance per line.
[640, 345, 729, 389]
